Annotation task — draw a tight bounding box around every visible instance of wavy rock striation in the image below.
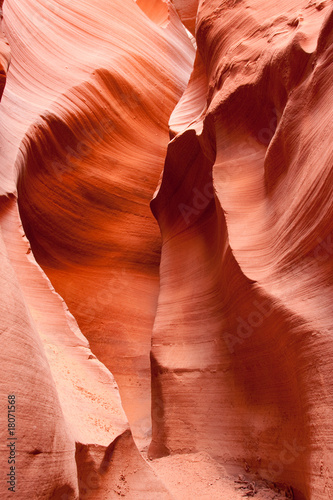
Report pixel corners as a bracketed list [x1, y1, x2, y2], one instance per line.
[4, 0, 194, 450]
[0, 0, 332, 499]
[0, 0, 192, 498]
[0, 196, 174, 499]
[149, 1, 333, 499]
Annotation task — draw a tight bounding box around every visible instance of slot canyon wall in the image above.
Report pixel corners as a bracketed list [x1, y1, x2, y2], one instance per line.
[0, 0, 332, 499]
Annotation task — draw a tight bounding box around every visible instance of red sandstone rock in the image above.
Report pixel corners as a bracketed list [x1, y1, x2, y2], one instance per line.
[2, 0, 194, 450]
[149, 1, 333, 498]
[0, 0, 333, 499]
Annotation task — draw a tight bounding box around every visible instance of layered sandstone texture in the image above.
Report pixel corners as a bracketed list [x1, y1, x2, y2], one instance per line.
[0, 0, 332, 499]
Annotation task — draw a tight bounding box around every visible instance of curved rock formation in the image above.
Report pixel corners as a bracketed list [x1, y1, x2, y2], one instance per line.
[0, 0, 333, 499]
[0, 196, 174, 499]
[0, 197, 78, 499]
[0, 0, 192, 497]
[149, 1, 333, 498]
[5, 0, 194, 448]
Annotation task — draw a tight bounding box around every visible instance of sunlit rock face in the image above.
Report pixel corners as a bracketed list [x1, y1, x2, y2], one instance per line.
[3, 0, 194, 452]
[0, 0, 332, 499]
[149, 1, 333, 498]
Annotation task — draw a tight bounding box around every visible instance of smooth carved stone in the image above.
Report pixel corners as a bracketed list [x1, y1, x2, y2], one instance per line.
[149, 1, 333, 499]
[0, 0, 332, 498]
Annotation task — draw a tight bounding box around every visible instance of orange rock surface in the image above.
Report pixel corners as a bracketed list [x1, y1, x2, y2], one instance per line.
[0, 0, 332, 499]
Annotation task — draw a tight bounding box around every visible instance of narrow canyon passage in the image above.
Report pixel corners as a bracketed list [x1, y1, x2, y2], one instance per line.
[1, 1, 333, 499]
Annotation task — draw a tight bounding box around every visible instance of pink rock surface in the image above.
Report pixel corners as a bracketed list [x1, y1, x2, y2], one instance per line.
[149, 1, 333, 498]
[0, 196, 78, 498]
[0, 0, 333, 499]
[3, 0, 194, 449]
